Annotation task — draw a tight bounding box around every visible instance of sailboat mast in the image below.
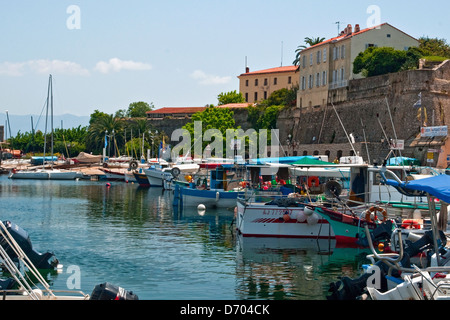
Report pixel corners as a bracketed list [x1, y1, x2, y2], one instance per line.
[43, 75, 50, 168]
[50, 74, 54, 169]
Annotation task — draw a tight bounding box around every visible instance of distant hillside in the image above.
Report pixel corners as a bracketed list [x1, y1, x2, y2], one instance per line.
[0, 113, 90, 137]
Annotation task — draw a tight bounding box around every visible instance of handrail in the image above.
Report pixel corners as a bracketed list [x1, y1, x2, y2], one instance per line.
[364, 225, 405, 276]
[0, 221, 55, 299]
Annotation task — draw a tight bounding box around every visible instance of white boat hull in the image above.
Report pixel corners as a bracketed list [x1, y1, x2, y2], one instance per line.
[9, 170, 79, 180]
[236, 200, 335, 239]
[143, 168, 171, 188]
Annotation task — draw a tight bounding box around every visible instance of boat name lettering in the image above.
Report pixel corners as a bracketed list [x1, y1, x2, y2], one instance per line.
[262, 209, 292, 215]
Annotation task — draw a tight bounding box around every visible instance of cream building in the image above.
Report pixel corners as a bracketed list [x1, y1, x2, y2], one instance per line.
[238, 65, 299, 103]
[297, 23, 419, 108]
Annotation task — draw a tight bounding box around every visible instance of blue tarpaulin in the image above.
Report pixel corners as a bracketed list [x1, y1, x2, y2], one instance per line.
[385, 174, 450, 204]
[249, 156, 318, 165]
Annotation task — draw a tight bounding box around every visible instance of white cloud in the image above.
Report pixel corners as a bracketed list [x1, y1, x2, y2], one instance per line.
[0, 60, 90, 76]
[94, 58, 152, 74]
[190, 70, 231, 85]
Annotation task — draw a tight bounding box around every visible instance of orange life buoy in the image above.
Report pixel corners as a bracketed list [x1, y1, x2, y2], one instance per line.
[307, 176, 320, 188]
[401, 219, 421, 229]
[365, 206, 388, 223]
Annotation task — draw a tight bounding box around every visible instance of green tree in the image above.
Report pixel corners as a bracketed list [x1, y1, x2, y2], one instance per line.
[353, 47, 409, 77]
[182, 106, 238, 157]
[127, 101, 154, 118]
[419, 37, 450, 58]
[293, 37, 325, 66]
[217, 91, 245, 105]
[87, 113, 124, 155]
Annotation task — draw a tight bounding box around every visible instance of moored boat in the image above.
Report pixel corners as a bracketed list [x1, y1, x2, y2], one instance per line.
[0, 220, 138, 300]
[327, 170, 450, 300]
[133, 171, 150, 187]
[235, 195, 335, 239]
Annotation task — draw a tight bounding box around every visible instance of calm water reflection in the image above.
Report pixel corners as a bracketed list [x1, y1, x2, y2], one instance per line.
[0, 175, 370, 300]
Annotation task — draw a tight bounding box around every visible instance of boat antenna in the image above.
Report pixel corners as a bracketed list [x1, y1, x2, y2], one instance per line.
[385, 96, 407, 173]
[331, 102, 357, 156]
[360, 118, 371, 164]
[280, 41, 283, 67]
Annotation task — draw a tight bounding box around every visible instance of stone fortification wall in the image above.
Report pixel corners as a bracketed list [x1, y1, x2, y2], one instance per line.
[278, 60, 450, 163]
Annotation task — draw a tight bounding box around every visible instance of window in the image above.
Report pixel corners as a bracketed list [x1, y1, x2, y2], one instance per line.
[341, 68, 345, 80]
[387, 34, 391, 38]
[254, 92, 258, 101]
[310, 53, 313, 66]
[274, 77, 277, 85]
[245, 93, 248, 102]
[308, 75, 313, 89]
[264, 78, 268, 86]
[264, 91, 267, 100]
[316, 73, 320, 87]
[323, 48, 327, 62]
[245, 80, 249, 87]
[288, 76, 292, 84]
[302, 55, 306, 68]
[301, 76, 306, 90]
[341, 45, 345, 59]
[316, 51, 321, 64]
[322, 71, 327, 86]
[255, 79, 258, 86]
[334, 47, 340, 60]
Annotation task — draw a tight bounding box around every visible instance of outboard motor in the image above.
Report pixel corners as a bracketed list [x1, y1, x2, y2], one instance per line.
[0, 278, 16, 290]
[327, 230, 444, 300]
[90, 283, 139, 300]
[0, 221, 59, 270]
[356, 220, 394, 247]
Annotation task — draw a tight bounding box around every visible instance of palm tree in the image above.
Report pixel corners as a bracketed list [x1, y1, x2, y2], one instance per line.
[87, 114, 124, 155]
[293, 37, 326, 66]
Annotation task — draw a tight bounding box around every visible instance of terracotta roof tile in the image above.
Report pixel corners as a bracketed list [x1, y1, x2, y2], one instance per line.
[300, 23, 416, 53]
[147, 107, 206, 114]
[239, 65, 298, 77]
[217, 103, 254, 108]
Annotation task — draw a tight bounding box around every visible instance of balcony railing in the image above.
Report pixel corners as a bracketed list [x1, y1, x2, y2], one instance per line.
[329, 80, 348, 89]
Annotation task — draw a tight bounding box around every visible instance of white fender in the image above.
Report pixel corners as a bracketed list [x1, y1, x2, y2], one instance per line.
[304, 206, 314, 217]
[297, 212, 307, 223]
[307, 213, 319, 225]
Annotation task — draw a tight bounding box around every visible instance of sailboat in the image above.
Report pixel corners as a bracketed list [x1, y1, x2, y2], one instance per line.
[9, 75, 80, 180]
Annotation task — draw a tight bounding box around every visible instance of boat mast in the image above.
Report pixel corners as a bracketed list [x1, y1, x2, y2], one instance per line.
[43, 75, 51, 169]
[50, 74, 54, 169]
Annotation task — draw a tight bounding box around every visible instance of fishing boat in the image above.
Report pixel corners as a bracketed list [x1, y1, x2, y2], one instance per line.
[133, 170, 150, 187]
[235, 161, 349, 239]
[145, 157, 200, 189]
[327, 171, 450, 300]
[173, 164, 244, 209]
[236, 195, 335, 239]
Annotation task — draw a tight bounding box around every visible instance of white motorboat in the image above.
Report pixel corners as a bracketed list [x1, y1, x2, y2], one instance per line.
[0, 220, 137, 300]
[327, 172, 450, 300]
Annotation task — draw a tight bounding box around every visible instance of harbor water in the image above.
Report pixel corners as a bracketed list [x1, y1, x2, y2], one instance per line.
[0, 175, 371, 300]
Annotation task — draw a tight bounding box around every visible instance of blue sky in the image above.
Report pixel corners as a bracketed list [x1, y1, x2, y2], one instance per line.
[0, 0, 449, 117]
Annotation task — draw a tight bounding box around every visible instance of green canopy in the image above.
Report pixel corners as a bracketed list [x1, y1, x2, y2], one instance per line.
[291, 157, 336, 165]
